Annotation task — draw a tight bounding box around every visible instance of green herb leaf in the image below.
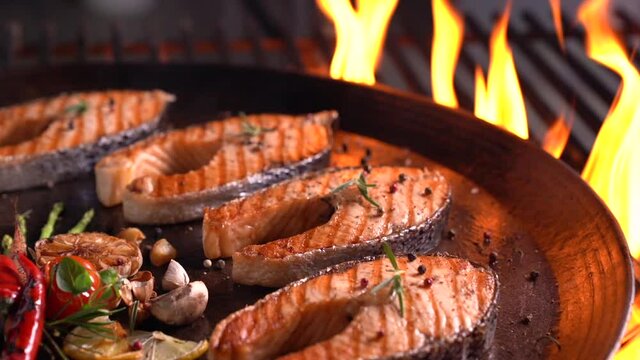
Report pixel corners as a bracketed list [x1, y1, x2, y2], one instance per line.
[382, 242, 405, 317]
[382, 242, 399, 270]
[40, 202, 64, 239]
[68, 209, 94, 234]
[331, 180, 355, 194]
[56, 257, 93, 295]
[65, 100, 88, 116]
[332, 172, 381, 209]
[240, 112, 275, 137]
[99, 268, 119, 286]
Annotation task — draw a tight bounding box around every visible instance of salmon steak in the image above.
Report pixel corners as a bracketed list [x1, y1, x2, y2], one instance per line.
[0, 90, 174, 192]
[203, 166, 451, 287]
[95, 111, 336, 224]
[209, 255, 498, 360]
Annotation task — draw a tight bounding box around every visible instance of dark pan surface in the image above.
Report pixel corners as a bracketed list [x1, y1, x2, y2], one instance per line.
[0, 64, 633, 359]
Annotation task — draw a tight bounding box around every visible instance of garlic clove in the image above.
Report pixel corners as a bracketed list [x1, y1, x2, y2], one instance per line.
[150, 238, 177, 267]
[162, 260, 190, 291]
[129, 271, 155, 303]
[150, 281, 208, 326]
[119, 278, 134, 306]
[117, 227, 146, 245]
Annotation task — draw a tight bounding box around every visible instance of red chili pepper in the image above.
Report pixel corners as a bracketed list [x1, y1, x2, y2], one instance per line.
[2, 254, 45, 360]
[0, 255, 21, 303]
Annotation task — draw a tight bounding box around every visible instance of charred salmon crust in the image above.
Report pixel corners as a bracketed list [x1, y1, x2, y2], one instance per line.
[97, 111, 337, 224]
[0, 90, 174, 191]
[203, 166, 451, 287]
[209, 255, 499, 360]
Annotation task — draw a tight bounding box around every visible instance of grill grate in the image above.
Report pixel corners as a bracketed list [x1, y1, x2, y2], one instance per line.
[0, 1, 638, 171]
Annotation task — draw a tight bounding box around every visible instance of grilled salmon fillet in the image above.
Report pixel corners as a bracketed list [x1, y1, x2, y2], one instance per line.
[209, 255, 498, 360]
[0, 90, 174, 192]
[95, 111, 336, 224]
[203, 166, 451, 287]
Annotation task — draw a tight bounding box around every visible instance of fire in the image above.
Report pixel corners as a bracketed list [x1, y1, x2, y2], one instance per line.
[542, 113, 573, 158]
[316, 0, 399, 85]
[473, 2, 529, 140]
[578, 0, 640, 259]
[549, 0, 565, 50]
[577, 0, 640, 355]
[430, 0, 464, 108]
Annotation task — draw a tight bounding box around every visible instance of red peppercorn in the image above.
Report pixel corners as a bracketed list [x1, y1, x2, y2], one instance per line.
[423, 277, 434, 288]
[389, 182, 398, 194]
[360, 278, 369, 288]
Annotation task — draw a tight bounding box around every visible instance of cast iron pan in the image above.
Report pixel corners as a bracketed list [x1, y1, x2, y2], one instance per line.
[0, 64, 633, 359]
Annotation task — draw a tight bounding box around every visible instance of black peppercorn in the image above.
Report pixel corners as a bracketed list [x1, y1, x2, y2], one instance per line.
[489, 252, 498, 267]
[417, 265, 426, 274]
[447, 229, 456, 240]
[527, 270, 540, 282]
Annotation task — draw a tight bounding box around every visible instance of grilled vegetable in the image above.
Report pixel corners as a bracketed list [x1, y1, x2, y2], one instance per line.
[2, 254, 46, 360]
[35, 232, 143, 277]
[43, 256, 104, 320]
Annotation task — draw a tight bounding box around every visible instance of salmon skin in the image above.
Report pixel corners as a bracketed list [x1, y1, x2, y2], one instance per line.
[209, 255, 498, 360]
[203, 166, 451, 287]
[0, 90, 174, 192]
[95, 111, 337, 224]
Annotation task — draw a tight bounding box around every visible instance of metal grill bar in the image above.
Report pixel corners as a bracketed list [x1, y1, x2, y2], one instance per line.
[0, 3, 637, 171]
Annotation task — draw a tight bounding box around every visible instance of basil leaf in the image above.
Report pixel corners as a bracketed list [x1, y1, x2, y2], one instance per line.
[99, 268, 119, 286]
[56, 257, 93, 295]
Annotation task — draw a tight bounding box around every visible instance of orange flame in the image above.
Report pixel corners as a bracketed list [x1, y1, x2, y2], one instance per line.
[316, 0, 399, 85]
[577, 0, 640, 355]
[578, 0, 640, 259]
[473, 1, 529, 140]
[542, 113, 573, 158]
[549, 0, 566, 50]
[431, 0, 464, 108]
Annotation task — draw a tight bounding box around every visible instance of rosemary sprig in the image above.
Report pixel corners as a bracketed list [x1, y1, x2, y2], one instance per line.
[65, 100, 88, 117]
[129, 300, 139, 333]
[68, 209, 94, 234]
[332, 172, 381, 209]
[43, 328, 70, 360]
[371, 243, 405, 317]
[240, 112, 275, 137]
[40, 202, 64, 239]
[47, 305, 125, 341]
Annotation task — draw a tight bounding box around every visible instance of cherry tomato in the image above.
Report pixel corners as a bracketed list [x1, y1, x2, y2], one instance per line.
[44, 256, 102, 320]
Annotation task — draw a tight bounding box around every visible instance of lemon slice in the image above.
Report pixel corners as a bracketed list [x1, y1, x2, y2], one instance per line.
[128, 331, 209, 360]
[35, 232, 143, 277]
[63, 321, 143, 360]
